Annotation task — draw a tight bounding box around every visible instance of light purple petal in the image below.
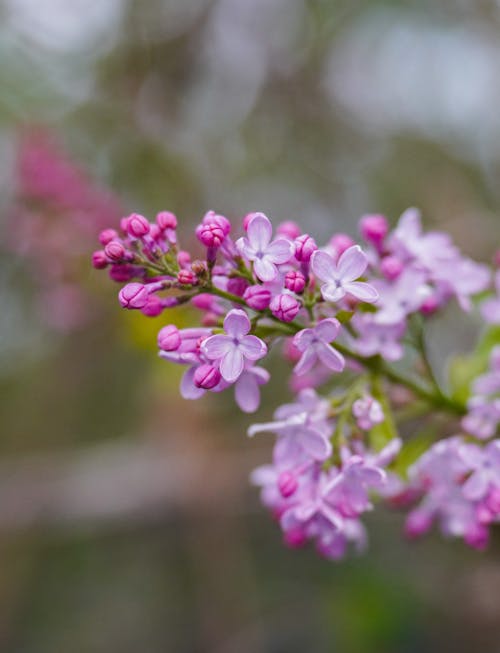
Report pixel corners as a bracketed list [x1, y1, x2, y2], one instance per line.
[240, 335, 267, 360]
[235, 371, 261, 413]
[293, 328, 315, 351]
[266, 238, 294, 264]
[254, 257, 278, 282]
[224, 308, 250, 337]
[220, 347, 244, 382]
[248, 213, 272, 251]
[320, 283, 345, 303]
[202, 334, 231, 360]
[294, 348, 317, 376]
[397, 207, 421, 240]
[462, 472, 489, 501]
[336, 245, 367, 281]
[298, 427, 332, 460]
[317, 342, 345, 372]
[180, 366, 206, 399]
[343, 281, 379, 303]
[311, 250, 336, 282]
[315, 318, 340, 343]
[235, 236, 255, 258]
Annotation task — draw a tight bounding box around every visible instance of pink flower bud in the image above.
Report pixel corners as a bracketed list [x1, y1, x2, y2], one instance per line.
[278, 471, 298, 498]
[92, 250, 108, 269]
[141, 295, 164, 317]
[464, 524, 489, 550]
[420, 295, 440, 316]
[242, 213, 255, 231]
[282, 338, 302, 363]
[227, 277, 249, 297]
[284, 528, 307, 549]
[192, 294, 216, 311]
[118, 283, 150, 309]
[294, 234, 317, 262]
[98, 228, 118, 245]
[284, 270, 306, 293]
[157, 325, 181, 351]
[243, 285, 272, 310]
[359, 214, 388, 246]
[177, 250, 191, 268]
[177, 270, 196, 285]
[194, 364, 221, 389]
[380, 255, 404, 280]
[201, 312, 219, 327]
[404, 510, 432, 539]
[104, 240, 126, 262]
[109, 264, 136, 282]
[277, 221, 301, 239]
[156, 211, 177, 230]
[120, 216, 130, 232]
[126, 213, 150, 237]
[196, 222, 225, 248]
[149, 224, 161, 240]
[329, 233, 355, 259]
[270, 294, 301, 322]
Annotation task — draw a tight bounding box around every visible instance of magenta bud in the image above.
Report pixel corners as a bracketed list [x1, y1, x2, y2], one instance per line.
[294, 234, 317, 262]
[157, 324, 181, 351]
[380, 255, 404, 280]
[227, 277, 249, 297]
[284, 270, 306, 293]
[156, 211, 177, 231]
[278, 471, 298, 498]
[196, 222, 225, 248]
[359, 214, 389, 246]
[277, 221, 301, 239]
[177, 270, 196, 285]
[109, 264, 136, 282]
[404, 510, 432, 539]
[243, 285, 272, 311]
[270, 294, 301, 322]
[201, 312, 219, 327]
[420, 295, 440, 316]
[284, 528, 307, 549]
[126, 213, 150, 237]
[98, 228, 118, 246]
[242, 212, 257, 231]
[329, 233, 355, 259]
[104, 240, 126, 262]
[191, 294, 215, 311]
[194, 364, 221, 389]
[177, 250, 191, 268]
[464, 524, 489, 550]
[118, 283, 150, 309]
[92, 250, 108, 269]
[149, 224, 161, 240]
[120, 216, 130, 232]
[141, 295, 164, 317]
[201, 211, 231, 235]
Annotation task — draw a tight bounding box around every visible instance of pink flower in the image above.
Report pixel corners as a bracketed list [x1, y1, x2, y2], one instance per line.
[293, 318, 345, 375]
[311, 245, 379, 304]
[236, 213, 294, 281]
[201, 309, 267, 383]
[269, 294, 301, 322]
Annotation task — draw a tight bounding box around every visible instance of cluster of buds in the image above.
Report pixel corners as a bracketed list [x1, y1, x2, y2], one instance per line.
[92, 207, 500, 559]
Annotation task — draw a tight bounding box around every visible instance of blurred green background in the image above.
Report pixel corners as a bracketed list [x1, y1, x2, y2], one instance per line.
[1, 1, 500, 651]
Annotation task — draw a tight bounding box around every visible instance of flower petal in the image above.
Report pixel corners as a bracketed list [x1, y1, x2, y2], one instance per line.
[266, 238, 294, 264]
[314, 318, 340, 343]
[180, 366, 206, 399]
[235, 371, 261, 413]
[293, 348, 317, 376]
[343, 281, 379, 303]
[220, 347, 244, 382]
[224, 308, 250, 337]
[299, 427, 332, 460]
[320, 283, 345, 303]
[254, 257, 278, 282]
[248, 213, 272, 251]
[336, 245, 367, 281]
[240, 334, 267, 360]
[317, 342, 345, 372]
[293, 328, 315, 351]
[201, 334, 231, 360]
[311, 250, 336, 282]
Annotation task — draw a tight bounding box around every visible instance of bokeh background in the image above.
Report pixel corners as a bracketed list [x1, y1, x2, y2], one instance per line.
[1, 1, 500, 651]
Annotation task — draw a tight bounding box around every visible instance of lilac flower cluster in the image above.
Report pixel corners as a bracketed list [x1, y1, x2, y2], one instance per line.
[92, 207, 500, 559]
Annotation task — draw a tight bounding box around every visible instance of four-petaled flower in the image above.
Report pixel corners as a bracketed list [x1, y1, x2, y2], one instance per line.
[202, 309, 267, 383]
[236, 213, 294, 282]
[311, 245, 379, 304]
[293, 318, 345, 375]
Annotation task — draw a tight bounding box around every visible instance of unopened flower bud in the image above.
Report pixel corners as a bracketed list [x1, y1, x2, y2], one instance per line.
[92, 250, 108, 269]
[243, 285, 272, 311]
[156, 211, 177, 231]
[284, 528, 307, 549]
[177, 270, 196, 285]
[284, 270, 306, 293]
[118, 282, 150, 309]
[191, 260, 207, 276]
[294, 234, 317, 262]
[177, 250, 191, 268]
[105, 240, 126, 262]
[126, 213, 150, 237]
[227, 277, 249, 297]
[278, 471, 298, 498]
[277, 221, 301, 239]
[380, 255, 404, 280]
[141, 295, 164, 317]
[329, 233, 355, 259]
[404, 510, 432, 539]
[157, 324, 181, 351]
[109, 264, 136, 282]
[270, 294, 301, 322]
[98, 228, 118, 246]
[196, 222, 225, 248]
[359, 214, 388, 247]
[194, 364, 221, 389]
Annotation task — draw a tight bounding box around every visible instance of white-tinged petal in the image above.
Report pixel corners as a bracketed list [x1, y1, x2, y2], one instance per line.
[311, 249, 336, 282]
[254, 257, 278, 282]
[180, 366, 206, 399]
[235, 372, 261, 413]
[299, 427, 332, 460]
[220, 347, 244, 382]
[314, 318, 340, 343]
[293, 348, 317, 376]
[336, 245, 367, 281]
[343, 281, 379, 303]
[293, 328, 315, 351]
[265, 238, 294, 264]
[240, 334, 267, 360]
[224, 308, 250, 337]
[201, 334, 231, 360]
[320, 283, 345, 303]
[317, 342, 345, 372]
[248, 213, 272, 251]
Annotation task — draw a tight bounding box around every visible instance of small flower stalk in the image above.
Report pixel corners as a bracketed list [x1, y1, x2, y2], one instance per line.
[92, 207, 500, 559]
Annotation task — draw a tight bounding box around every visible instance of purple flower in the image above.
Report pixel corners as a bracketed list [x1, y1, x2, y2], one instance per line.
[373, 268, 430, 325]
[311, 245, 379, 304]
[236, 213, 294, 282]
[201, 308, 267, 383]
[234, 365, 270, 413]
[293, 318, 345, 375]
[460, 440, 500, 501]
[350, 314, 405, 361]
[462, 398, 500, 440]
[352, 396, 384, 431]
[481, 271, 500, 324]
